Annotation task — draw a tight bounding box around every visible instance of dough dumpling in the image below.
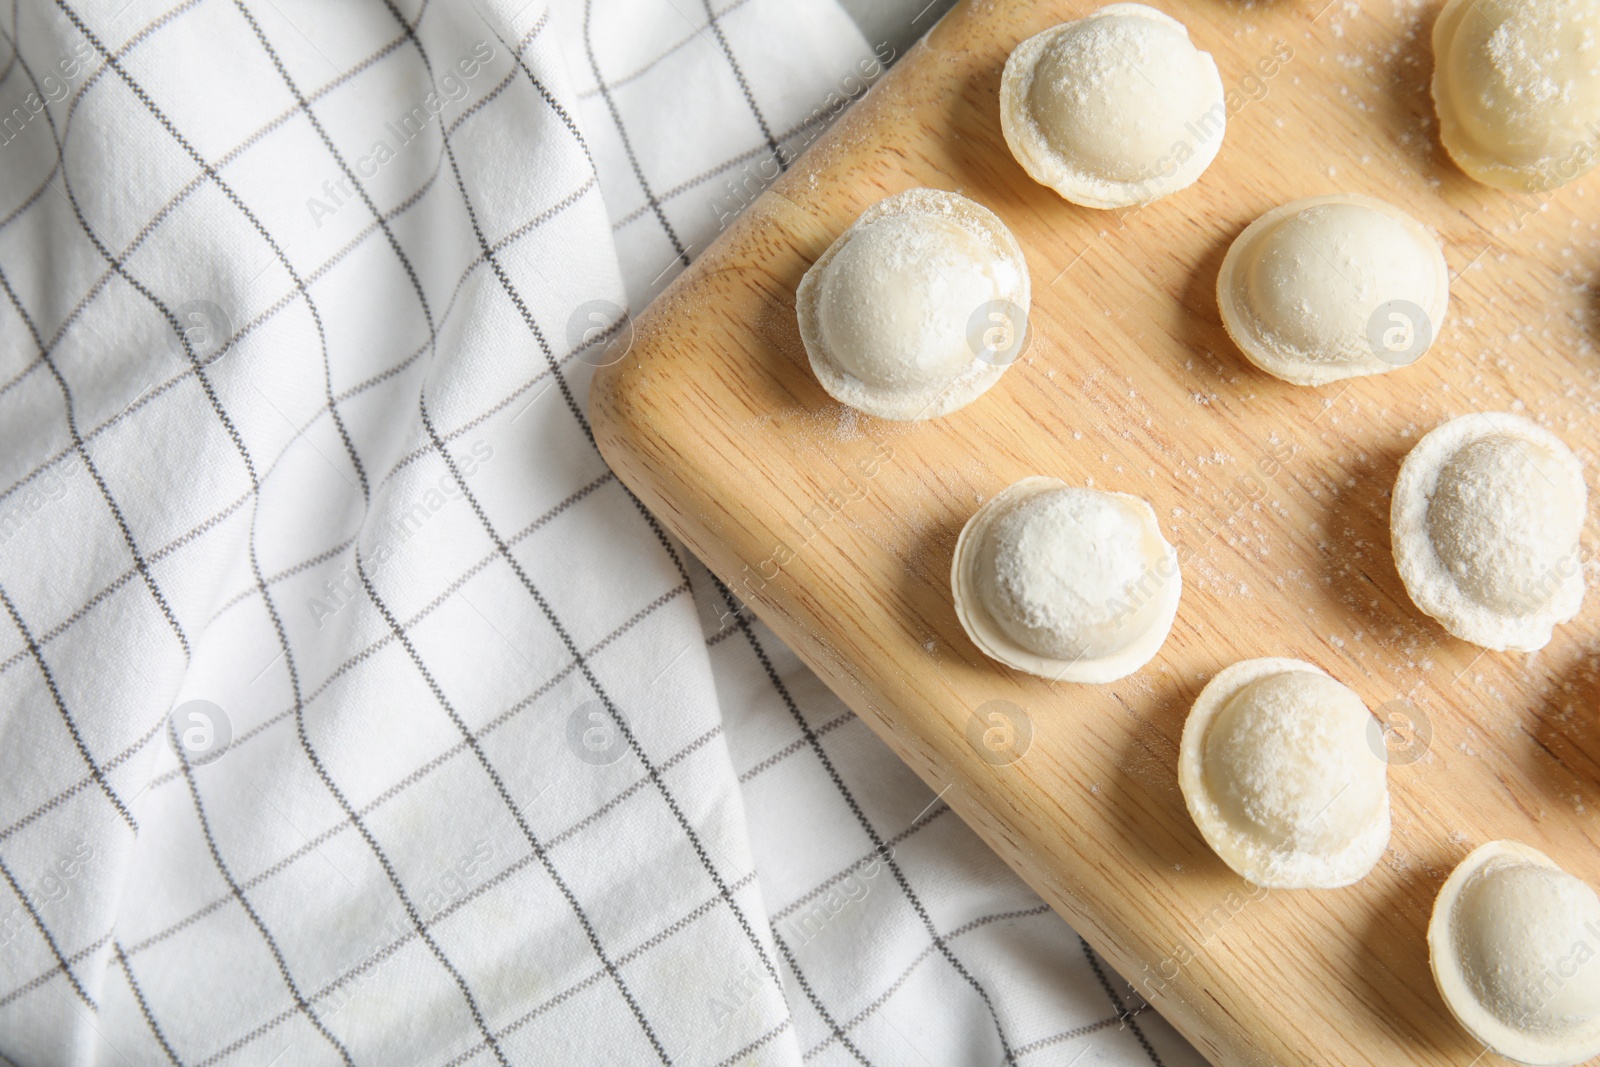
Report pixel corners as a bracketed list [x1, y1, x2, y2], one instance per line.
[1432, 0, 1600, 192]
[1179, 658, 1390, 889]
[1391, 413, 1586, 651]
[999, 3, 1226, 209]
[796, 188, 1031, 421]
[1429, 841, 1600, 1066]
[951, 476, 1180, 683]
[1217, 194, 1450, 386]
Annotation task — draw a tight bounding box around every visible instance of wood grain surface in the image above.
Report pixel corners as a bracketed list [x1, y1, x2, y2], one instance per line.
[588, 0, 1600, 1063]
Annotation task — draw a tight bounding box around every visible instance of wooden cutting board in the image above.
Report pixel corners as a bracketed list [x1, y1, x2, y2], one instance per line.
[588, 0, 1600, 1063]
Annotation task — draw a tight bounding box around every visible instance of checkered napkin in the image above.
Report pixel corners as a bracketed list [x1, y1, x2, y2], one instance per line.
[0, 0, 1207, 1063]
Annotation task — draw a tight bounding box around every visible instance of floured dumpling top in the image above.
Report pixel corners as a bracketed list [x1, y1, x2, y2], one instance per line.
[1391, 413, 1586, 651]
[796, 188, 1031, 421]
[1430, 841, 1600, 1066]
[951, 476, 1180, 683]
[1179, 658, 1390, 889]
[1432, 0, 1600, 192]
[1217, 194, 1450, 386]
[999, 3, 1225, 209]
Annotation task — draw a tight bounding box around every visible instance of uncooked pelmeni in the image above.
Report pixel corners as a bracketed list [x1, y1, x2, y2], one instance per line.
[1217, 194, 1450, 386]
[1392, 413, 1586, 652]
[1179, 658, 1390, 889]
[999, 3, 1226, 209]
[951, 476, 1180, 683]
[796, 188, 1030, 421]
[1429, 841, 1600, 1066]
[1432, 0, 1600, 192]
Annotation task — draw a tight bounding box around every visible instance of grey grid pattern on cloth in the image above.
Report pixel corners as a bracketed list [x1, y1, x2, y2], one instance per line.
[0, 0, 1210, 1063]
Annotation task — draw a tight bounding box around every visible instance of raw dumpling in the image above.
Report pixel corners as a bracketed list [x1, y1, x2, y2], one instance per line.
[1217, 194, 1450, 385]
[999, 3, 1225, 209]
[1429, 841, 1600, 1066]
[796, 188, 1030, 421]
[951, 476, 1180, 683]
[1179, 658, 1390, 889]
[1391, 413, 1586, 652]
[1432, 0, 1600, 192]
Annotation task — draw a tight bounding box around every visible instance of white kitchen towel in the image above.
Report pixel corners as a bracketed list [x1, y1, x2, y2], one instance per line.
[0, 0, 1207, 1063]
